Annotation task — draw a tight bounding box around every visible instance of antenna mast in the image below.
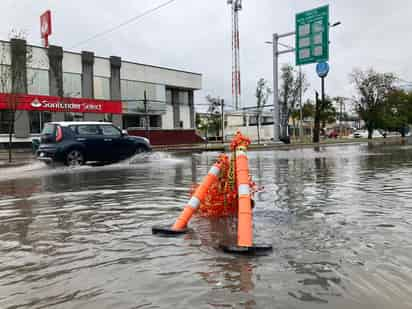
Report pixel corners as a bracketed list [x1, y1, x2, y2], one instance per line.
[227, 0, 242, 110]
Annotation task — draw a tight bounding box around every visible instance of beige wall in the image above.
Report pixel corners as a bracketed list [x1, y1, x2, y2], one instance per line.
[121, 61, 201, 90]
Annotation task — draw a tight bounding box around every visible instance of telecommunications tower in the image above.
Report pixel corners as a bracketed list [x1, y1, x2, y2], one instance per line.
[227, 0, 242, 110]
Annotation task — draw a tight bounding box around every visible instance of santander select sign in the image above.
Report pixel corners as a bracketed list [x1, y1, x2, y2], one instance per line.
[0, 93, 122, 114]
[30, 98, 103, 112]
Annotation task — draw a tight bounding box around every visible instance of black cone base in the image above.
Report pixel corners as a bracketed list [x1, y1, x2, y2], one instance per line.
[220, 244, 273, 256]
[152, 225, 190, 236]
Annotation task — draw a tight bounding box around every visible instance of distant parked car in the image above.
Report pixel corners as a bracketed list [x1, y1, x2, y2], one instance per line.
[352, 130, 384, 138]
[328, 130, 339, 139]
[36, 122, 151, 166]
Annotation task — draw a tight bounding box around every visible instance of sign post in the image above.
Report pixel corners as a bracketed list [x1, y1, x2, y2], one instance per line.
[40, 10, 52, 48]
[295, 5, 329, 66]
[269, 5, 335, 143]
[316, 61, 330, 114]
[314, 61, 330, 143]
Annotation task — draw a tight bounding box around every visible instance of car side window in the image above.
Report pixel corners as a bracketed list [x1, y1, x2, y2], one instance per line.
[100, 125, 121, 137]
[77, 125, 100, 135]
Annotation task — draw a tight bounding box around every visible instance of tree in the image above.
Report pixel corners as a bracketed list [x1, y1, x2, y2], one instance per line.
[0, 30, 33, 163]
[351, 68, 397, 139]
[291, 100, 315, 120]
[255, 78, 272, 144]
[196, 95, 223, 140]
[313, 94, 337, 143]
[381, 90, 412, 137]
[319, 97, 337, 129]
[279, 64, 309, 139]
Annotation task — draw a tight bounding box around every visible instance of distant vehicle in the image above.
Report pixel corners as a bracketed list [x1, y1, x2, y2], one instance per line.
[327, 130, 339, 139]
[384, 131, 401, 137]
[36, 122, 151, 166]
[352, 130, 384, 139]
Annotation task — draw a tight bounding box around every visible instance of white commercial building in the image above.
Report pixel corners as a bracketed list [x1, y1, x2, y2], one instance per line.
[0, 39, 202, 141]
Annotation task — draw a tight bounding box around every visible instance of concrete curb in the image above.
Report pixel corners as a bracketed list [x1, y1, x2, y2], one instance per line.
[153, 137, 407, 152]
[0, 162, 31, 169]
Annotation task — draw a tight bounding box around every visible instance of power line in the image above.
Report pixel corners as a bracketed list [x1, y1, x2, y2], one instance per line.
[70, 0, 178, 49]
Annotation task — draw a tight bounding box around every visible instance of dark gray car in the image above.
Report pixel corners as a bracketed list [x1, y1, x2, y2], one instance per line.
[36, 122, 151, 166]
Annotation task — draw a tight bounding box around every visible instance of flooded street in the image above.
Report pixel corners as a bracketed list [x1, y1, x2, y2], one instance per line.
[1, 144, 412, 308]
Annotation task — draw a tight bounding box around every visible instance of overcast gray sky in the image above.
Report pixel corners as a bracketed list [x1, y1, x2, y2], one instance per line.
[2, 0, 412, 111]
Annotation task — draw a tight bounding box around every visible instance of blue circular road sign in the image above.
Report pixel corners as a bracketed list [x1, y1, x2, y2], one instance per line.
[316, 62, 330, 78]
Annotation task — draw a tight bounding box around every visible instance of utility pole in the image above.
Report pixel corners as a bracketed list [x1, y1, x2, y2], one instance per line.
[272, 33, 280, 142]
[143, 90, 149, 138]
[227, 0, 242, 110]
[313, 91, 321, 143]
[221, 98, 225, 143]
[339, 99, 343, 138]
[269, 32, 295, 142]
[299, 67, 303, 140]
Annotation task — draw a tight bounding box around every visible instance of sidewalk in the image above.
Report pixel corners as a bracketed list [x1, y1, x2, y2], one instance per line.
[0, 150, 34, 168]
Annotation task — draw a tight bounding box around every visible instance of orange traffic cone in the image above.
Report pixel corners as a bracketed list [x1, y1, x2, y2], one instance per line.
[220, 131, 273, 256]
[152, 160, 223, 235]
[235, 146, 253, 247]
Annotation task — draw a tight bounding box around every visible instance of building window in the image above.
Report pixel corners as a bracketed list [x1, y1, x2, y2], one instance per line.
[150, 115, 162, 128]
[178, 91, 189, 105]
[249, 115, 258, 126]
[166, 89, 172, 104]
[123, 114, 141, 129]
[29, 111, 52, 134]
[63, 72, 81, 97]
[104, 113, 113, 122]
[27, 69, 49, 95]
[262, 116, 273, 125]
[121, 80, 166, 114]
[0, 65, 11, 93]
[121, 80, 143, 113]
[64, 112, 84, 122]
[0, 110, 12, 134]
[123, 114, 161, 129]
[94, 76, 110, 100]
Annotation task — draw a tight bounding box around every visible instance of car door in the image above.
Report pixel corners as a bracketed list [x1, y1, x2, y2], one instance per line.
[100, 124, 132, 161]
[75, 124, 107, 161]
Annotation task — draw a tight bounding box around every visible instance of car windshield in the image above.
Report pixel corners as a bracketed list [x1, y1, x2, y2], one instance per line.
[41, 124, 55, 135]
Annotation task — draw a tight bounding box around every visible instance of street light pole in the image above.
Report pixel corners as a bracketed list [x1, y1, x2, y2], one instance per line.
[272, 33, 280, 142]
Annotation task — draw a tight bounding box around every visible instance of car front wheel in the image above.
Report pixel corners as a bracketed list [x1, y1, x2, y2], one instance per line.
[65, 149, 85, 166]
[135, 144, 149, 154]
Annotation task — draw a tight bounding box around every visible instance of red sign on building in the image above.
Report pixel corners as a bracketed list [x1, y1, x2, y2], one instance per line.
[0, 93, 123, 114]
[40, 10, 52, 48]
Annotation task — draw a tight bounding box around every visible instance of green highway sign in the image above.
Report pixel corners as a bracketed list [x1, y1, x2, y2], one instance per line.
[295, 5, 329, 66]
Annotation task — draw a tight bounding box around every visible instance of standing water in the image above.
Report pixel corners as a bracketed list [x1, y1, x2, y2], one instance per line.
[0, 145, 412, 308]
